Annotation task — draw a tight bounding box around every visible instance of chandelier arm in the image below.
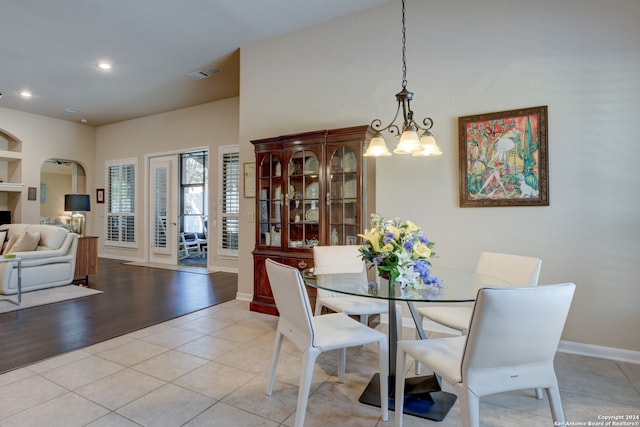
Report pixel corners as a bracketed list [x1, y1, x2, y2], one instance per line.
[369, 100, 403, 136]
[419, 117, 434, 132]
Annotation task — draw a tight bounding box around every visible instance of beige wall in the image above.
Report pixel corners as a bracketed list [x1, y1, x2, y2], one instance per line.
[0, 107, 96, 227]
[40, 172, 71, 217]
[239, 0, 640, 354]
[95, 97, 239, 271]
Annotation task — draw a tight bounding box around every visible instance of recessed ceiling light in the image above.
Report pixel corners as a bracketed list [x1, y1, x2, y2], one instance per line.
[98, 62, 112, 70]
[20, 90, 32, 98]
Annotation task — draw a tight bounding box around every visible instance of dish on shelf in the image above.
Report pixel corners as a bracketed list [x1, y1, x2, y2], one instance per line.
[305, 156, 319, 174]
[260, 202, 269, 222]
[341, 151, 357, 172]
[305, 208, 319, 222]
[305, 182, 319, 199]
[342, 179, 357, 198]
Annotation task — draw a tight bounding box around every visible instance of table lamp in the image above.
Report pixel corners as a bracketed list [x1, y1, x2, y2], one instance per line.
[64, 194, 90, 236]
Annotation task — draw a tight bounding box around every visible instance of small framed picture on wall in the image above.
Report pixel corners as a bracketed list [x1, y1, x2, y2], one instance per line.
[96, 188, 105, 204]
[27, 187, 37, 201]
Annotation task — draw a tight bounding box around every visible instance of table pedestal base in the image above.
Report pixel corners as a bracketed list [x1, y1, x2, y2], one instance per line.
[359, 373, 457, 421]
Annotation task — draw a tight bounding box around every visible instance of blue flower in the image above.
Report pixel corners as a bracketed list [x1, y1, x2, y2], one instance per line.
[358, 214, 440, 290]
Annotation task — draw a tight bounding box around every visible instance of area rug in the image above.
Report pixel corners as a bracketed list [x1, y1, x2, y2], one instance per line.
[0, 285, 103, 314]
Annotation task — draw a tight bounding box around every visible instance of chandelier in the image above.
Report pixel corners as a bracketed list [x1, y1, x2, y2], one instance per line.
[364, 0, 443, 157]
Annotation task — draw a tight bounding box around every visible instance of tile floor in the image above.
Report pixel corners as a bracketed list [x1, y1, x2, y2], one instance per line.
[0, 299, 638, 426]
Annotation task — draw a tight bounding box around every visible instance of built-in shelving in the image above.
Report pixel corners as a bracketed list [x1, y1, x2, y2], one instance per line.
[0, 132, 24, 220]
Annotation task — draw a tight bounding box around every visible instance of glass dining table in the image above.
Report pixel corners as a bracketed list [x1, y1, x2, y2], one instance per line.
[302, 265, 510, 421]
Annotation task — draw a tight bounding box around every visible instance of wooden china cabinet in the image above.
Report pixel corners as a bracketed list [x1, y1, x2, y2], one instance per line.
[250, 125, 375, 315]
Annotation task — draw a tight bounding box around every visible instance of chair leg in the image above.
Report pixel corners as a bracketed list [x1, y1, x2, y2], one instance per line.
[314, 300, 324, 316]
[394, 344, 407, 427]
[378, 338, 389, 422]
[457, 386, 480, 427]
[546, 385, 566, 424]
[415, 312, 425, 375]
[535, 387, 544, 400]
[338, 348, 346, 383]
[294, 348, 320, 427]
[266, 332, 284, 395]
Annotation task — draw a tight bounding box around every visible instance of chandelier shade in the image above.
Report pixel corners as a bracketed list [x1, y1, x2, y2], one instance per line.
[364, 134, 392, 157]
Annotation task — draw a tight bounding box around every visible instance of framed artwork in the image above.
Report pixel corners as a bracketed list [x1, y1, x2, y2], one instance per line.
[243, 162, 256, 198]
[458, 105, 548, 207]
[96, 188, 105, 204]
[28, 186, 37, 201]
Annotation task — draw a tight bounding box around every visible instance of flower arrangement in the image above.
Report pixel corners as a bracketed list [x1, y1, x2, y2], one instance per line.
[358, 214, 442, 290]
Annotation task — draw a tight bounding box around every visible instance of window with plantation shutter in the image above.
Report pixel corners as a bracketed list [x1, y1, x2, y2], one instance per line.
[218, 146, 239, 256]
[105, 159, 137, 247]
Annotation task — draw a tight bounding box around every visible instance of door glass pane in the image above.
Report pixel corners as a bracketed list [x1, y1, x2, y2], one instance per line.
[152, 166, 167, 248]
[328, 147, 358, 245]
[288, 149, 319, 248]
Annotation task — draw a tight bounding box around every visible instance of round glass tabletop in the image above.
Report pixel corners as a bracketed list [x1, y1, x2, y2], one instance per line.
[302, 266, 511, 303]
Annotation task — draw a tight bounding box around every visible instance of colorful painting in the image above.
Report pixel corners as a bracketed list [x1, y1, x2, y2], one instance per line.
[458, 106, 548, 207]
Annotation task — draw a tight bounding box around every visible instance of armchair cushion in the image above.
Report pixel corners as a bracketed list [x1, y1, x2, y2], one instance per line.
[7, 231, 41, 253]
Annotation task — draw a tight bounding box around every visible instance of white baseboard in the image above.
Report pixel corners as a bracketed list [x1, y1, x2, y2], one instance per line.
[558, 340, 640, 364]
[236, 292, 252, 302]
[208, 266, 238, 274]
[98, 253, 145, 262]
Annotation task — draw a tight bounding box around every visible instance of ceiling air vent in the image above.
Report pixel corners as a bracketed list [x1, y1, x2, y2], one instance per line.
[187, 71, 211, 80]
[187, 68, 220, 80]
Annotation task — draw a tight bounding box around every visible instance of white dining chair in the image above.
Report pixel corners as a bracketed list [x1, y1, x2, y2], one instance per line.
[396, 283, 575, 427]
[415, 251, 542, 397]
[313, 245, 402, 331]
[265, 259, 388, 427]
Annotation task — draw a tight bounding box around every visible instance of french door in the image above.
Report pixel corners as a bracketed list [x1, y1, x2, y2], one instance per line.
[149, 155, 179, 264]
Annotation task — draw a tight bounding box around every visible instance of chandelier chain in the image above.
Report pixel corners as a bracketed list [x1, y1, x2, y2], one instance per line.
[401, 0, 407, 88]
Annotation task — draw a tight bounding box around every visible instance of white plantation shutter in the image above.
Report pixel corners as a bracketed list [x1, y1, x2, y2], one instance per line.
[151, 163, 168, 250]
[106, 159, 137, 246]
[218, 146, 239, 256]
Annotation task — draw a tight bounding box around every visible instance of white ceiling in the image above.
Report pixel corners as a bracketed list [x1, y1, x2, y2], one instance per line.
[0, 0, 388, 126]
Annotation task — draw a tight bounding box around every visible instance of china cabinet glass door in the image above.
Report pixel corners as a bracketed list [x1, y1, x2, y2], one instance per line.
[287, 148, 321, 249]
[258, 153, 283, 247]
[327, 146, 359, 245]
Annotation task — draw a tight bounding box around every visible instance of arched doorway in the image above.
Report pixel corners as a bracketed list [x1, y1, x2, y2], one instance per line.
[39, 159, 87, 226]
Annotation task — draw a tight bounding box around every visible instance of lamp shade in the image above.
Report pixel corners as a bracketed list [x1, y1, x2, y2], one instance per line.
[65, 194, 91, 212]
[394, 129, 421, 154]
[364, 134, 392, 157]
[413, 132, 443, 157]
